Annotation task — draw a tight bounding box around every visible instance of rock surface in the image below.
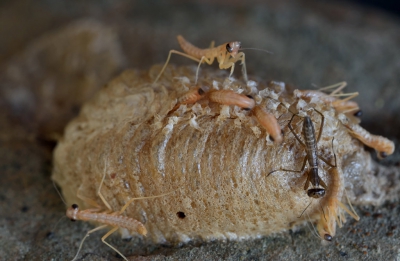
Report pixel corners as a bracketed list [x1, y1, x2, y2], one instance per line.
[0, 0, 399, 260]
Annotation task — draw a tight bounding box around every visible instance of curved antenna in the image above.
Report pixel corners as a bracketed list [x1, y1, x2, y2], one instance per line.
[240, 47, 274, 55]
[51, 216, 67, 235]
[53, 180, 67, 206]
[298, 200, 312, 219]
[305, 210, 323, 240]
[51, 181, 68, 236]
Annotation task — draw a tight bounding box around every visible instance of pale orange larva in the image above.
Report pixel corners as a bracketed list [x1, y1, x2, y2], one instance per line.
[52, 65, 392, 246]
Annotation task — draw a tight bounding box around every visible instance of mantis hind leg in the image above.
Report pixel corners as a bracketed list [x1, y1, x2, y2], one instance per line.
[318, 81, 347, 95]
[287, 113, 306, 147]
[154, 50, 202, 83]
[101, 227, 129, 261]
[71, 225, 108, 261]
[310, 109, 338, 168]
[97, 162, 112, 211]
[317, 137, 337, 169]
[267, 156, 307, 178]
[312, 109, 325, 144]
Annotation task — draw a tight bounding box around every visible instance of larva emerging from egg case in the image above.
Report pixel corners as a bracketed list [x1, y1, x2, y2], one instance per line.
[52, 65, 388, 246]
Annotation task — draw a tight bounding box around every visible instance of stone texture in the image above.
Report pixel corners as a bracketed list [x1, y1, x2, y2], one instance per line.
[0, 0, 399, 260]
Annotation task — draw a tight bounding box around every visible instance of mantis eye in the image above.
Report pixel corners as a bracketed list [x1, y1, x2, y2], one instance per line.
[324, 234, 332, 241]
[226, 43, 233, 53]
[72, 204, 79, 209]
[354, 110, 363, 117]
[307, 188, 325, 199]
[379, 152, 388, 158]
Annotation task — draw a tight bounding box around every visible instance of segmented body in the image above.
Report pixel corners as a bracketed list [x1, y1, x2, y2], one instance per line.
[174, 88, 279, 142]
[279, 110, 329, 194]
[317, 162, 359, 241]
[303, 116, 319, 173]
[66, 206, 147, 235]
[208, 89, 255, 110]
[177, 87, 205, 105]
[317, 166, 342, 240]
[341, 118, 395, 158]
[253, 105, 283, 143]
[177, 35, 219, 62]
[154, 35, 247, 83]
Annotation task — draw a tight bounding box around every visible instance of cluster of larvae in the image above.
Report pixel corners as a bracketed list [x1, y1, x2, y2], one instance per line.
[52, 35, 394, 260]
[53, 66, 394, 245]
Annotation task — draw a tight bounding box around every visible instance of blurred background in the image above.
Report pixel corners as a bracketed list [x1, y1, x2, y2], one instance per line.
[0, 0, 399, 260]
[347, 0, 400, 15]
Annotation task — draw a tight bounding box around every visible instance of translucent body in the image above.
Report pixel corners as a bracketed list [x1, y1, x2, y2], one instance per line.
[52, 65, 381, 244]
[208, 89, 255, 110]
[154, 35, 247, 83]
[317, 163, 360, 240]
[253, 105, 283, 143]
[66, 205, 146, 235]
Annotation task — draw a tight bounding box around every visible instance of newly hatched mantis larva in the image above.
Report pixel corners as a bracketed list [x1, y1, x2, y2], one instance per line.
[268, 109, 337, 201]
[252, 97, 287, 144]
[53, 68, 394, 245]
[296, 82, 361, 115]
[297, 82, 394, 159]
[208, 89, 255, 110]
[300, 139, 359, 241]
[343, 121, 395, 159]
[154, 35, 248, 84]
[316, 158, 360, 241]
[171, 86, 286, 143]
[66, 163, 175, 261]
